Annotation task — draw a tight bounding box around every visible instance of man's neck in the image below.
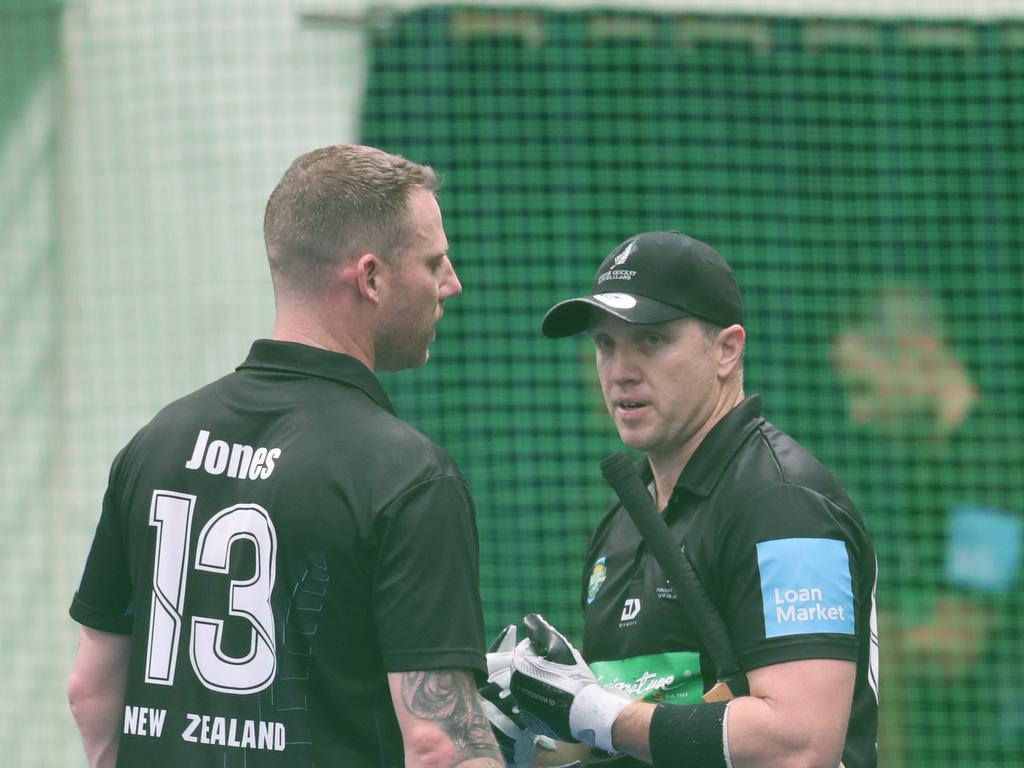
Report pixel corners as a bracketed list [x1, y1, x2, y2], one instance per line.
[649, 385, 745, 512]
[272, 303, 375, 371]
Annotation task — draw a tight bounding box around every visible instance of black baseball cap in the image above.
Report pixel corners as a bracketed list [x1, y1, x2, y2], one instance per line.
[541, 231, 744, 338]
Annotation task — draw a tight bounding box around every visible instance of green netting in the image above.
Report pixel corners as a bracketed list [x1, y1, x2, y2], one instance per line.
[362, 8, 1024, 767]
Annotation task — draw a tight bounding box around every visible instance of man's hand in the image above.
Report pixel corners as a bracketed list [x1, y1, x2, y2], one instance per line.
[481, 623, 558, 766]
[510, 614, 631, 753]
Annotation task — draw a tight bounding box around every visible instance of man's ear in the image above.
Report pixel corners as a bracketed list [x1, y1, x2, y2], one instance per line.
[717, 324, 746, 375]
[351, 253, 383, 304]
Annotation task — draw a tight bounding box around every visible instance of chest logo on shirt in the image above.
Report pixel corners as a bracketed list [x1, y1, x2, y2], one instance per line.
[620, 598, 642, 623]
[757, 538, 855, 638]
[587, 556, 607, 604]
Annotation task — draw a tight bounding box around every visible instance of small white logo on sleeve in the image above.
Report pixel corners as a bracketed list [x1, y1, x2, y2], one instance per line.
[757, 538, 855, 638]
[620, 598, 642, 621]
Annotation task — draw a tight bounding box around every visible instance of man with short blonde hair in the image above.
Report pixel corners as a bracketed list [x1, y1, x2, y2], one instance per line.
[68, 144, 501, 768]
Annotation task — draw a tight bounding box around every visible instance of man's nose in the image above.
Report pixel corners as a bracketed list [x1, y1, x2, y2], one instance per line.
[608, 347, 642, 384]
[443, 260, 462, 299]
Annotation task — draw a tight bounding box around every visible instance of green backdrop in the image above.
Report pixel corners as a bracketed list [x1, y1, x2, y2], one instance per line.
[362, 8, 1023, 767]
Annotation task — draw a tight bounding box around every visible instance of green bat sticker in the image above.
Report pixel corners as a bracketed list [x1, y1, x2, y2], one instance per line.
[590, 651, 704, 704]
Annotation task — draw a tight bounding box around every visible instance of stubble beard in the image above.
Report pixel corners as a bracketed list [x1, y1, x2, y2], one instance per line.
[377, 326, 433, 371]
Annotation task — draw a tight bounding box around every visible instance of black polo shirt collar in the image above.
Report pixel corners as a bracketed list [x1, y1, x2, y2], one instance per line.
[237, 339, 396, 415]
[675, 394, 765, 499]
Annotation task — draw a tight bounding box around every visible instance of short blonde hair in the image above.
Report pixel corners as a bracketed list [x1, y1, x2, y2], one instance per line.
[263, 144, 439, 293]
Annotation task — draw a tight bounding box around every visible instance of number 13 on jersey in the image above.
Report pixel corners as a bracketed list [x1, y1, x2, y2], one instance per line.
[146, 490, 278, 694]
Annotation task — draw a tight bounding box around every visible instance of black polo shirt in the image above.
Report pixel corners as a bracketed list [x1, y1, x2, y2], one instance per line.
[581, 396, 878, 768]
[70, 339, 486, 768]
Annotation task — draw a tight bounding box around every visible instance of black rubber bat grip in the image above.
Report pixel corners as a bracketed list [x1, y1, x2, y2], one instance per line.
[600, 452, 749, 697]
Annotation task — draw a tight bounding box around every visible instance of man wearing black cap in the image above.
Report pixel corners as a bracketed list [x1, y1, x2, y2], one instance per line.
[495, 232, 878, 767]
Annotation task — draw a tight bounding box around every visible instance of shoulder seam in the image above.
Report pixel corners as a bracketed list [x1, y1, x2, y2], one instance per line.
[379, 473, 471, 517]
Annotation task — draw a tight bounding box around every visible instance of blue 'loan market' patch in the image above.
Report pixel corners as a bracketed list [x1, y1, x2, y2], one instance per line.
[757, 538, 855, 638]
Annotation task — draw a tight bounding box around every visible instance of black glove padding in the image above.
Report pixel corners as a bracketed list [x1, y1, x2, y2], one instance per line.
[521, 612, 580, 665]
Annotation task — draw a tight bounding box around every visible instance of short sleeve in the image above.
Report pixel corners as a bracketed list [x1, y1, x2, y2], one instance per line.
[717, 484, 865, 671]
[69, 473, 135, 635]
[372, 475, 486, 674]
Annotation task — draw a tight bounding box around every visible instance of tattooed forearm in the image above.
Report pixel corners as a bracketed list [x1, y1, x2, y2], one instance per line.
[400, 669, 502, 763]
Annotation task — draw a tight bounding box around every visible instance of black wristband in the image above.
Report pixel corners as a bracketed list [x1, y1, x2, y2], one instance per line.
[649, 701, 730, 768]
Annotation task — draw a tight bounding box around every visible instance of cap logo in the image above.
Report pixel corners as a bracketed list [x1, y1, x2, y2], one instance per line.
[597, 242, 639, 285]
[594, 293, 637, 309]
[614, 240, 637, 266]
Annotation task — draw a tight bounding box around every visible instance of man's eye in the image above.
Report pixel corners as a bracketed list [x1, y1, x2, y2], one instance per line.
[645, 335, 662, 346]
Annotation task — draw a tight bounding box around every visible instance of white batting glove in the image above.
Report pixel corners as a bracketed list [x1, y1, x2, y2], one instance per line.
[510, 613, 631, 754]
